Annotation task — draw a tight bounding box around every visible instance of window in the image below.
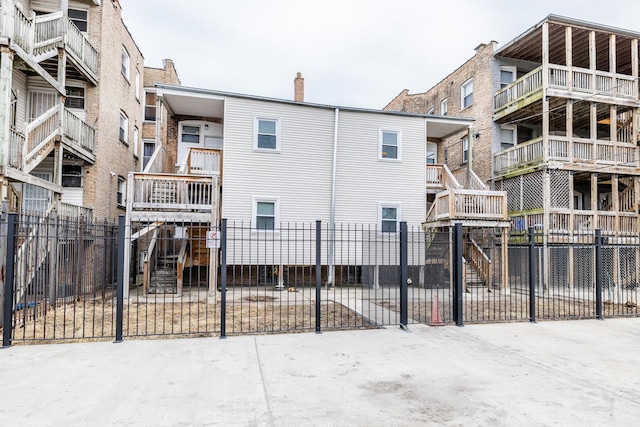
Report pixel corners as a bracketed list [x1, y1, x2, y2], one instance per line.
[440, 99, 448, 115]
[119, 111, 128, 144]
[380, 130, 401, 160]
[62, 165, 82, 187]
[253, 198, 279, 230]
[426, 142, 437, 164]
[379, 204, 400, 233]
[144, 91, 157, 121]
[133, 126, 139, 158]
[427, 107, 434, 115]
[121, 46, 130, 79]
[500, 66, 516, 88]
[255, 118, 279, 150]
[462, 136, 469, 163]
[65, 86, 85, 109]
[135, 69, 140, 100]
[461, 78, 473, 109]
[143, 141, 155, 170]
[117, 177, 126, 206]
[500, 125, 516, 150]
[181, 125, 200, 143]
[68, 8, 88, 32]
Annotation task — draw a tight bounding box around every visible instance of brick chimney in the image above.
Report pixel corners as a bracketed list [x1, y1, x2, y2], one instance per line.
[294, 72, 304, 102]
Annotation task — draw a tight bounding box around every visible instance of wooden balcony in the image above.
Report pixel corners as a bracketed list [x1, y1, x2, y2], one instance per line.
[494, 136, 639, 176]
[425, 164, 461, 190]
[179, 148, 222, 177]
[127, 173, 220, 222]
[493, 64, 638, 118]
[424, 189, 508, 228]
[510, 209, 639, 243]
[2, 5, 99, 83]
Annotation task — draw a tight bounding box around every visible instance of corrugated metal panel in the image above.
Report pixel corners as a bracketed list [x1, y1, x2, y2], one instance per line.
[222, 98, 335, 224]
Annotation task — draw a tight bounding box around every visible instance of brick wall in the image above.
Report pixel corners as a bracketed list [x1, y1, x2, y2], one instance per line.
[83, 0, 145, 221]
[383, 42, 497, 185]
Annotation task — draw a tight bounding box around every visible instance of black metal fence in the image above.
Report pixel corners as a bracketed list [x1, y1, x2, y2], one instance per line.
[1, 212, 639, 346]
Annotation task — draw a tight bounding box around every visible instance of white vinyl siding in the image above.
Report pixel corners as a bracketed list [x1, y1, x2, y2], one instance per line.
[222, 98, 334, 223]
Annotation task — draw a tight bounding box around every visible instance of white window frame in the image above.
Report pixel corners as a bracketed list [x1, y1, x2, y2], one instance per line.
[500, 125, 517, 151]
[461, 78, 473, 109]
[379, 129, 402, 161]
[133, 125, 139, 159]
[117, 176, 126, 207]
[440, 98, 448, 115]
[379, 203, 401, 233]
[426, 142, 437, 164]
[500, 66, 517, 89]
[144, 91, 157, 122]
[462, 135, 469, 163]
[427, 107, 434, 115]
[121, 46, 130, 80]
[254, 117, 281, 151]
[252, 197, 280, 231]
[119, 111, 128, 145]
[142, 140, 155, 171]
[135, 69, 140, 100]
[180, 124, 201, 144]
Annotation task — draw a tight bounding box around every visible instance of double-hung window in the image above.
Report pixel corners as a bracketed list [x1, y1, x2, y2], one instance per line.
[440, 98, 448, 115]
[380, 204, 400, 233]
[121, 47, 130, 79]
[380, 130, 401, 160]
[253, 198, 279, 230]
[461, 78, 473, 109]
[181, 125, 200, 143]
[117, 177, 126, 206]
[500, 66, 516, 88]
[255, 118, 279, 150]
[119, 111, 128, 144]
[65, 86, 85, 109]
[500, 125, 516, 150]
[462, 135, 469, 163]
[144, 91, 157, 121]
[68, 8, 88, 32]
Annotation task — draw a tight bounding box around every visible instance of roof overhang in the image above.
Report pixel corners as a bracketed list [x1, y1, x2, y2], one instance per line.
[156, 85, 225, 119]
[426, 116, 473, 139]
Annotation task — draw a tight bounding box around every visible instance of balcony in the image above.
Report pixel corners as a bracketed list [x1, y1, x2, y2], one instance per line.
[494, 136, 639, 176]
[8, 104, 95, 173]
[494, 64, 638, 118]
[2, 5, 99, 83]
[127, 173, 220, 222]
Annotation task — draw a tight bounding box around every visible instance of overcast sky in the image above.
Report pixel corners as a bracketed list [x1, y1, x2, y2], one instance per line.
[120, 0, 640, 110]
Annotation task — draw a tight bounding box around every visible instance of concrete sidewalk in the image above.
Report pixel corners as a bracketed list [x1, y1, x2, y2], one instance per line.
[1, 319, 639, 426]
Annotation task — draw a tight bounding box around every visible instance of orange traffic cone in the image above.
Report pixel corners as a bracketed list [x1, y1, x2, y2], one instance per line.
[429, 295, 445, 326]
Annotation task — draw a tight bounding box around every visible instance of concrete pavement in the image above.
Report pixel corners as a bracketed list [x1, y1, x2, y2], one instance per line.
[1, 319, 639, 426]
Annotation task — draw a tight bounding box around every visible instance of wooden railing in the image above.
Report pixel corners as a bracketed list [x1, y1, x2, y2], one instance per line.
[513, 209, 638, 236]
[494, 135, 639, 174]
[57, 201, 93, 222]
[180, 148, 222, 176]
[142, 227, 160, 294]
[495, 63, 638, 113]
[131, 174, 217, 212]
[494, 66, 543, 111]
[466, 237, 492, 288]
[143, 144, 174, 174]
[24, 104, 60, 163]
[62, 108, 95, 153]
[426, 189, 508, 222]
[4, 6, 98, 78]
[453, 168, 487, 191]
[8, 129, 25, 168]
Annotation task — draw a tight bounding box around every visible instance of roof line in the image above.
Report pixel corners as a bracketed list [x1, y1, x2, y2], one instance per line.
[155, 83, 475, 122]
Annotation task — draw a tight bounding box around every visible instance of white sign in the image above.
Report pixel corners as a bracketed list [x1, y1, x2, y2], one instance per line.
[206, 229, 220, 248]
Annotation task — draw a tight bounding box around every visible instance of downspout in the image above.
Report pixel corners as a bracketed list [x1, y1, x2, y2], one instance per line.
[327, 108, 339, 287]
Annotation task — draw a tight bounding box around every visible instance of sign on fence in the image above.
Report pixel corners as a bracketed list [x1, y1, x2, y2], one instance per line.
[206, 229, 220, 248]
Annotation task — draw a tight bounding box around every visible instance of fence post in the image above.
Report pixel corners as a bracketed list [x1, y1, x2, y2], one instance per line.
[2, 213, 17, 348]
[595, 229, 603, 320]
[528, 227, 536, 323]
[315, 220, 322, 334]
[452, 223, 464, 327]
[399, 221, 408, 329]
[220, 218, 227, 339]
[114, 215, 125, 343]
